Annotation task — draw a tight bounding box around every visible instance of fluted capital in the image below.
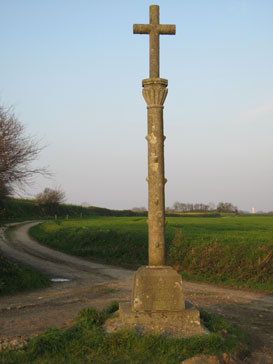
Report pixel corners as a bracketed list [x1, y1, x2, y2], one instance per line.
[142, 78, 168, 107]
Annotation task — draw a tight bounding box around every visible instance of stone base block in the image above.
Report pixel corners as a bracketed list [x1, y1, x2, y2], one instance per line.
[119, 301, 209, 338]
[132, 266, 185, 311]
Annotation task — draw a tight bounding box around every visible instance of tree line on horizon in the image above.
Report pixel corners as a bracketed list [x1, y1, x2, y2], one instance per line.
[167, 201, 238, 214]
[132, 202, 239, 214]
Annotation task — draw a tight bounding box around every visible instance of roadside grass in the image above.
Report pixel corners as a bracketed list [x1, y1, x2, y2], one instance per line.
[0, 224, 51, 296]
[0, 254, 51, 296]
[0, 302, 249, 364]
[30, 215, 273, 291]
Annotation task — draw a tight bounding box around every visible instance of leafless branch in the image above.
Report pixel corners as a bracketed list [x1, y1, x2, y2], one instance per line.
[0, 106, 51, 198]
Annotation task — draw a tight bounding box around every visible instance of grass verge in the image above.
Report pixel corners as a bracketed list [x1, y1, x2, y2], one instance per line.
[0, 302, 249, 364]
[0, 255, 51, 296]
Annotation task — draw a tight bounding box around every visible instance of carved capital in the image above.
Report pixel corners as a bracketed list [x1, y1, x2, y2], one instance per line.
[142, 78, 168, 107]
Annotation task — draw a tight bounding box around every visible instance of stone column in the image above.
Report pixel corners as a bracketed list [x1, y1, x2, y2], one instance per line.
[143, 78, 168, 267]
[129, 78, 186, 313]
[116, 5, 206, 338]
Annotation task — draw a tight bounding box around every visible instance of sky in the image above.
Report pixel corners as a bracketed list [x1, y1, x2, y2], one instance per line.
[0, 0, 272, 212]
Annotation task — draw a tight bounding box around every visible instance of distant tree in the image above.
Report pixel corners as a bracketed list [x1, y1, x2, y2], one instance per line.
[188, 203, 194, 211]
[194, 203, 200, 211]
[0, 105, 48, 202]
[36, 187, 65, 206]
[216, 202, 237, 213]
[173, 202, 184, 212]
[81, 202, 90, 207]
[173, 201, 210, 213]
[132, 206, 147, 212]
[208, 202, 216, 211]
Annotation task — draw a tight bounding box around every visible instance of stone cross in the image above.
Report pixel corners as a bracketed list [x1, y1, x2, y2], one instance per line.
[119, 6, 205, 337]
[133, 5, 175, 78]
[133, 5, 175, 267]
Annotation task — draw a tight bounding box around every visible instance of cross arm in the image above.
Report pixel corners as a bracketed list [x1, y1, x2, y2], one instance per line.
[158, 24, 176, 35]
[133, 24, 151, 34]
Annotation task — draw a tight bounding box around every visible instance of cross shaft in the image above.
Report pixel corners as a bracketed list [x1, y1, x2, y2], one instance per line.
[133, 5, 175, 78]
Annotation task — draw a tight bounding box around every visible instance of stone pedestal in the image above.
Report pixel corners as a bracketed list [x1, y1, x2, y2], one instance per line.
[119, 301, 207, 338]
[131, 266, 185, 311]
[118, 266, 208, 338]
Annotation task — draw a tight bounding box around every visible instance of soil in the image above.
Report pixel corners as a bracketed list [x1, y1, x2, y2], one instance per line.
[0, 222, 272, 363]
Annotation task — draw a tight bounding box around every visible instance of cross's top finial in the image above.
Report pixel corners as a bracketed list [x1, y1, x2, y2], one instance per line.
[133, 5, 176, 78]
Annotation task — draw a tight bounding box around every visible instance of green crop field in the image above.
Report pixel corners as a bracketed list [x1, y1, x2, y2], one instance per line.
[30, 215, 273, 291]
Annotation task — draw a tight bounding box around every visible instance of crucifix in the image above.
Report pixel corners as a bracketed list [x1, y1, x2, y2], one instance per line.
[133, 5, 176, 78]
[133, 5, 175, 268]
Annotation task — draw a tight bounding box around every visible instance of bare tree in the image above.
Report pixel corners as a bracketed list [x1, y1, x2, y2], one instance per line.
[173, 201, 210, 213]
[36, 187, 65, 206]
[0, 106, 49, 199]
[217, 202, 237, 213]
[173, 201, 184, 212]
[208, 202, 216, 211]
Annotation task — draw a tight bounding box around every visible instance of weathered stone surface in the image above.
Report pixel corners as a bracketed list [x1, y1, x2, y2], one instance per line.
[119, 301, 208, 338]
[142, 78, 168, 106]
[134, 5, 175, 78]
[129, 6, 206, 339]
[143, 78, 168, 266]
[134, 6, 174, 267]
[131, 266, 185, 311]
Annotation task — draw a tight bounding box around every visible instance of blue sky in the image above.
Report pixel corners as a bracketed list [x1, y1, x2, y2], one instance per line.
[1, 0, 272, 212]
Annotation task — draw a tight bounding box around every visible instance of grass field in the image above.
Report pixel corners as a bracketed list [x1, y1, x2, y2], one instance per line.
[30, 215, 273, 291]
[0, 302, 249, 364]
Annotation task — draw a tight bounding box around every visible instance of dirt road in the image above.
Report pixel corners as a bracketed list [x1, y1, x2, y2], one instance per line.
[0, 222, 272, 363]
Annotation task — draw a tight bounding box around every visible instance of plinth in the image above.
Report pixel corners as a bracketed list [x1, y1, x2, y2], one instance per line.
[118, 266, 207, 338]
